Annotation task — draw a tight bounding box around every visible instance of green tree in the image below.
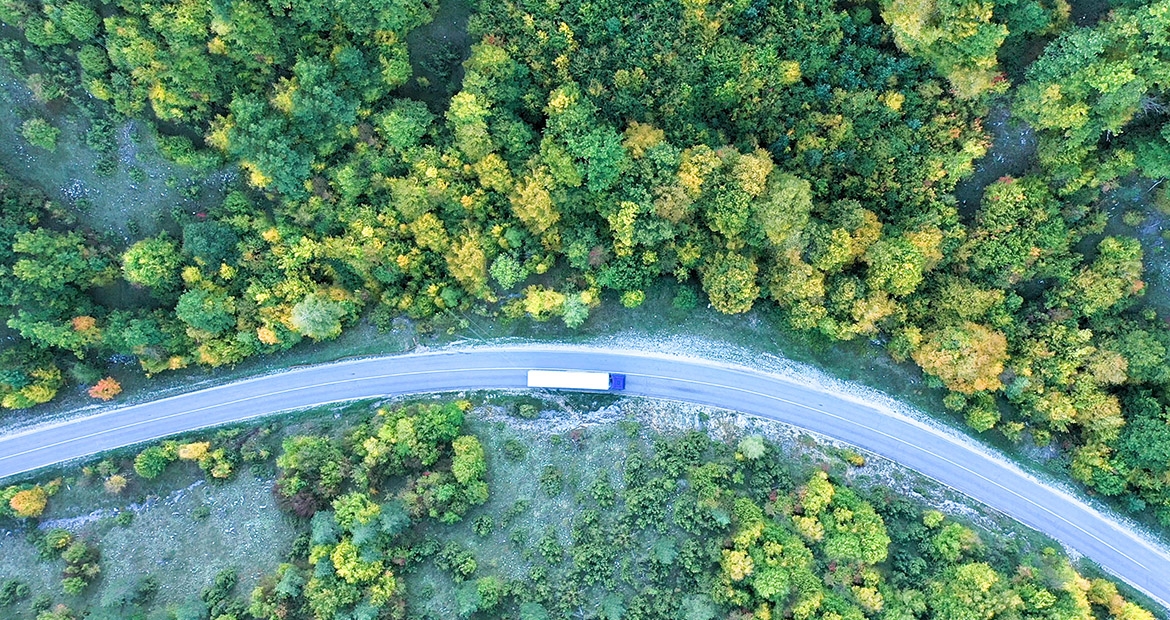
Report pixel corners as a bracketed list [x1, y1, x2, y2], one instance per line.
[59, 2, 100, 40]
[21, 118, 60, 151]
[959, 176, 1070, 287]
[754, 173, 812, 251]
[175, 289, 236, 336]
[291, 293, 347, 341]
[929, 563, 1022, 620]
[490, 254, 528, 290]
[376, 99, 434, 151]
[182, 221, 238, 267]
[121, 234, 182, 295]
[561, 294, 590, 328]
[1014, 0, 1170, 187]
[12, 229, 109, 294]
[864, 238, 928, 297]
[451, 436, 486, 485]
[133, 446, 175, 479]
[701, 252, 760, 314]
[1052, 237, 1144, 317]
[276, 435, 348, 508]
[881, 0, 1008, 98]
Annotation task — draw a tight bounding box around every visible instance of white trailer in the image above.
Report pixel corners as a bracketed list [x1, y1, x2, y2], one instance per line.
[526, 370, 625, 391]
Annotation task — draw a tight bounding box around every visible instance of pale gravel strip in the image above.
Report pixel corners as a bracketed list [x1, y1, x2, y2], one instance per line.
[3, 336, 1168, 601]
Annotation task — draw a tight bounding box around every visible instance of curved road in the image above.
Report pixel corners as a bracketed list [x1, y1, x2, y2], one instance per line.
[0, 347, 1167, 609]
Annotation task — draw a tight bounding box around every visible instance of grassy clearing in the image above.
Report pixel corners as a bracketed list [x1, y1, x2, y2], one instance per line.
[0, 402, 391, 617]
[85, 472, 296, 610]
[0, 471, 297, 618]
[0, 66, 231, 248]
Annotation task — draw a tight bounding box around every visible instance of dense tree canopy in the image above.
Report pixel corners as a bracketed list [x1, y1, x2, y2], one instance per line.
[1015, 0, 1170, 190]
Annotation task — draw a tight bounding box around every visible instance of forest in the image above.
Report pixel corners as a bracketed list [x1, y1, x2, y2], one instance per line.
[0, 0, 1169, 551]
[0, 397, 1161, 620]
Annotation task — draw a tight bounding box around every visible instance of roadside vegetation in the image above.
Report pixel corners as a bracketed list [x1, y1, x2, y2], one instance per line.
[1, 397, 1162, 620]
[0, 0, 1169, 563]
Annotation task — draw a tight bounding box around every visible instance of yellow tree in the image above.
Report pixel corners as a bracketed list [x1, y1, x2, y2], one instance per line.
[912, 322, 1009, 394]
[510, 168, 560, 236]
[446, 232, 489, 298]
[10, 487, 48, 518]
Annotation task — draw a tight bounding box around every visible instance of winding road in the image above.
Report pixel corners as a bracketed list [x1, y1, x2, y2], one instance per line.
[0, 347, 1167, 609]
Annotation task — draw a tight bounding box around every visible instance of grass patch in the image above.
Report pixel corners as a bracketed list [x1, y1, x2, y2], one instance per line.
[0, 472, 297, 618]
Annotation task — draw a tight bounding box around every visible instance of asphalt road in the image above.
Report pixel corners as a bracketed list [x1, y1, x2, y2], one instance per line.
[1, 347, 1167, 609]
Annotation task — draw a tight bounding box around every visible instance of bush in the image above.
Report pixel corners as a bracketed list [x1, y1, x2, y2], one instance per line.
[476, 576, 504, 611]
[61, 577, 87, 595]
[103, 475, 127, 494]
[0, 579, 30, 606]
[134, 446, 175, 479]
[202, 569, 238, 608]
[436, 543, 477, 581]
[539, 466, 563, 496]
[737, 435, 767, 460]
[502, 438, 528, 461]
[40, 529, 73, 555]
[9, 487, 48, 518]
[490, 254, 528, 289]
[21, 118, 59, 151]
[620, 289, 646, 308]
[472, 515, 494, 537]
[672, 286, 699, 311]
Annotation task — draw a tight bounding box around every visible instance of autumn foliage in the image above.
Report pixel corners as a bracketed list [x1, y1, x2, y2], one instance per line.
[9, 487, 48, 518]
[87, 377, 122, 401]
[912, 322, 1010, 394]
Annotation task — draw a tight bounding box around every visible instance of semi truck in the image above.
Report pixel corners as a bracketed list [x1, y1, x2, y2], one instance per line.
[526, 370, 626, 391]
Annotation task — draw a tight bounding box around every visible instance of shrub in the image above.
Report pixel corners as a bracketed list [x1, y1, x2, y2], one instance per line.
[103, 475, 127, 494]
[620, 289, 646, 308]
[42, 529, 73, 553]
[472, 515, 494, 537]
[539, 466, 563, 496]
[10, 487, 48, 518]
[87, 377, 122, 401]
[61, 577, 87, 595]
[737, 435, 767, 460]
[134, 446, 175, 479]
[490, 254, 528, 289]
[672, 286, 699, 311]
[21, 118, 59, 151]
[502, 438, 528, 461]
[0, 579, 30, 606]
[178, 442, 210, 461]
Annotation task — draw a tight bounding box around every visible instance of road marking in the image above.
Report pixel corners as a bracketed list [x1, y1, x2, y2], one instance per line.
[0, 363, 1157, 569]
[0, 354, 1166, 609]
[627, 371, 1156, 571]
[0, 367, 506, 463]
[4, 364, 1154, 568]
